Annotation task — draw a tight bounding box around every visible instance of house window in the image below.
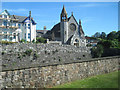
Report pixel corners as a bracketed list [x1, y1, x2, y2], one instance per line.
[28, 24, 30, 27]
[10, 32, 12, 34]
[65, 31, 66, 35]
[4, 35, 7, 39]
[25, 24, 26, 29]
[0, 35, 2, 40]
[28, 27, 30, 29]
[28, 24, 30, 29]
[0, 20, 2, 25]
[3, 21, 7, 26]
[75, 39, 79, 42]
[10, 37, 12, 40]
[18, 24, 21, 29]
[13, 33, 16, 39]
[4, 15, 7, 18]
[4, 32, 7, 34]
[28, 33, 30, 39]
[12, 23, 16, 26]
[25, 33, 26, 39]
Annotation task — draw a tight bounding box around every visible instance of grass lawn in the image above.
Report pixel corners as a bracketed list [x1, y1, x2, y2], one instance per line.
[54, 71, 119, 88]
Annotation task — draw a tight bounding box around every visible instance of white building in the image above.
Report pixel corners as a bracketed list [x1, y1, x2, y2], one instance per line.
[0, 10, 36, 42]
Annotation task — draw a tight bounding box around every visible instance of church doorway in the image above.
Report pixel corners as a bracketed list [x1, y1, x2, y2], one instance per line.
[74, 39, 79, 47]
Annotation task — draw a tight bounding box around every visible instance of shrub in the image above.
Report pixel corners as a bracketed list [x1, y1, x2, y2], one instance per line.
[20, 39, 26, 43]
[33, 52, 39, 60]
[36, 37, 46, 43]
[86, 43, 92, 47]
[24, 49, 32, 56]
[32, 39, 35, 43]
[0, 41, 17, 44]
[1, 51, 5, 55]
[91, 45, 103, 58]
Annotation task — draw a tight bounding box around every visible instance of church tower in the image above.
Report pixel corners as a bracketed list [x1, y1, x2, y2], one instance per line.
[60, 5, 68, 44]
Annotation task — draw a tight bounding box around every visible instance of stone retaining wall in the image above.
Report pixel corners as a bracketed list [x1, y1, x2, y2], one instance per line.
[0, 56, 119, 88]
[1, 43, 91, 70]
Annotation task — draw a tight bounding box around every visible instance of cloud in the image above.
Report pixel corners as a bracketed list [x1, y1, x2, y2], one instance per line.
[6, 8, 28, 13]
[81, 3, 100, 7]
[67, 3, 113, 9]
[82, 17, 96, 24]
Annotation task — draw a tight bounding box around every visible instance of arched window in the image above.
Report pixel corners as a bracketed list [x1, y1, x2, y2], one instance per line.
[75, 39, 79, 42]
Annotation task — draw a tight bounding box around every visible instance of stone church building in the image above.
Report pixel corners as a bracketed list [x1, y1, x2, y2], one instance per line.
[45, 5, 86, 47]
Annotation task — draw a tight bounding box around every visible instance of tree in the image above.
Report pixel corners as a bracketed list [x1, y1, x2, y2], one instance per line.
[116, 31, 120, 41]
[107, 31, 117, 40]
[36, 37, 46, 43]
[118, 34, 120, 42]
[98, 40, 112, 49]
[20, 39, 26, 43]
[100, 32, 106, 39]
[93, 32, 101, 38]
[91, 44, 103, 58]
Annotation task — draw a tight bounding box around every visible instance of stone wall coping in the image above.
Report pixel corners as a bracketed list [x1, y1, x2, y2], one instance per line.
[1, 56, 120, 72]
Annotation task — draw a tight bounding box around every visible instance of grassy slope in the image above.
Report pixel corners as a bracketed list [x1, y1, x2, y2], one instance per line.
[54, 71, 118, 88]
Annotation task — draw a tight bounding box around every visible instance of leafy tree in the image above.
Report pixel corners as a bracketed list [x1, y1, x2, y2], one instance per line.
[111, 39, 119, 48]
[91, 44, 103, 58]
[98, 40, 112, 49]
[116, 31, 120, 39]
[32, 39, 35, 43]
[93, 32, 101, 38]
[107, 31, 117, 40]
[36, 37, 46, 43]
[100, 32, 106, 39]
[20, 39, 26, 43]
[118, 34, 120, 42]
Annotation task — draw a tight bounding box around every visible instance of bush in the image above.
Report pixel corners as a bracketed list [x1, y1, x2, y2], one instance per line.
[36, 37, 46, 43]
[33, 52, 39, 60]
[32, 39, 35, 43]
[98, 39, 120, 49]
[24, 49, 32, 56]
[91, 45, 104, 58]
[0, 41, 17, 44]
[86, 43, 92, 47]
[20, 39, 26, 43]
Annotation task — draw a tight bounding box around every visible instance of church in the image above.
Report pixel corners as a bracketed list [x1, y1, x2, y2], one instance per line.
[45, 5, 86, 47]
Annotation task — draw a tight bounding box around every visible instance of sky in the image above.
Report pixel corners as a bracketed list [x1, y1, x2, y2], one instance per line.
[1, 2, 118, 36]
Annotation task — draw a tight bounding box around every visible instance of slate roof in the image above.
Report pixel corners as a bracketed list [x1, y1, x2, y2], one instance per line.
[36, 30, 48, 33]
[22, 16, 36, 24]
[51, 23, 60, 37]
[12, 15, 27, 23]
[61, 5, 67, 15]
[68, 15, 78, 25]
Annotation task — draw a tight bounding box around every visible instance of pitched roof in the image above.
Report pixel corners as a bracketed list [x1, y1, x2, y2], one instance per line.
[10, 15, 27, 22]
[36, 30, 48, 33]
[68, 15, 78, 25]
[1, 10, 36, 24]
[61, 5, 67, 15]
[51, 23, 60, 32]
[1, 10, 10, 16]
[22, 16, 36, 24]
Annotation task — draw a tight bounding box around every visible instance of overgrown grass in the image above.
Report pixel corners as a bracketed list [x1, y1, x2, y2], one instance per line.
[54, 71, 119, 88]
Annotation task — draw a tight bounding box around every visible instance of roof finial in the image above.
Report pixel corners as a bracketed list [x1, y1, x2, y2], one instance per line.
[63, 4, 64, 8]
[79, 19, 81, 25]
[29, 11, 31, 17]
[71, 12, 73, 16]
